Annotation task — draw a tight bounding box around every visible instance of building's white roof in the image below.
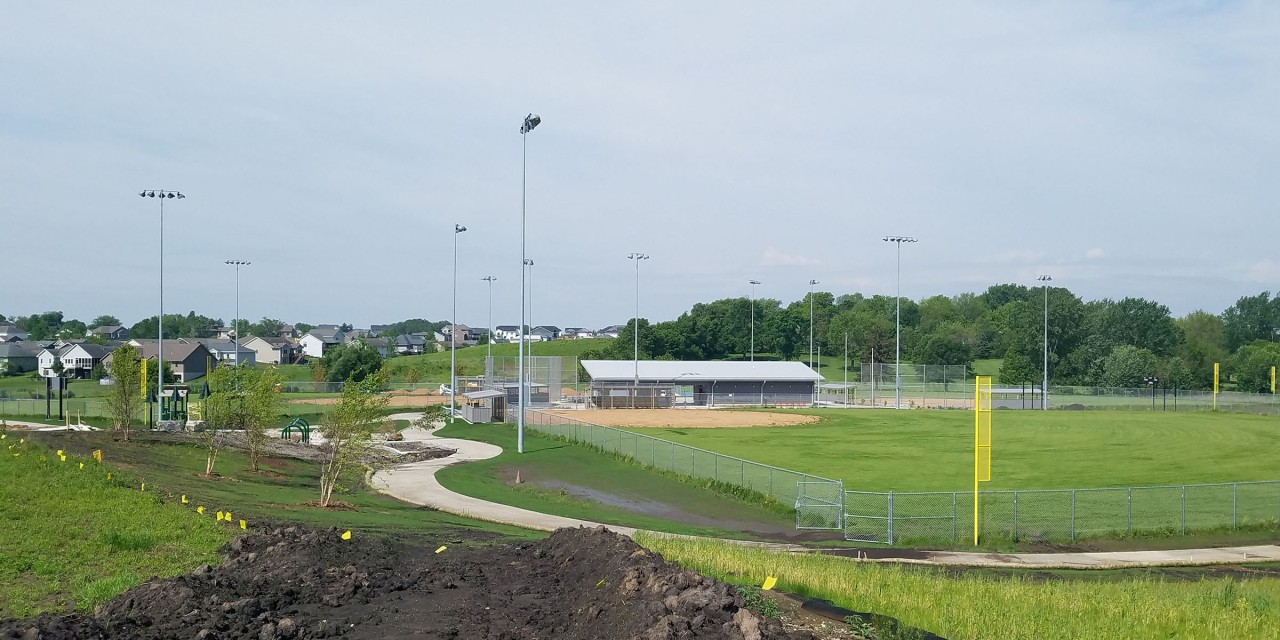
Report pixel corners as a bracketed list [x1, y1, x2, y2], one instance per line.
[582, 360, 820, 383]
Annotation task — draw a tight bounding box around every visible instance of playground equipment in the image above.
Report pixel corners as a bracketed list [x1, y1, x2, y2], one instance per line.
[281, 417, 311, 444]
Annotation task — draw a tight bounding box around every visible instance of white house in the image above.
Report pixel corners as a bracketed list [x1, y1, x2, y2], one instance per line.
[38, 343, 112, 378]
[493, 325, 521, 343]
[596, 324, 627, 339]
[197, 339, 258, 366]
[241, 335, 300, 365]
[300, 327, 345, 358]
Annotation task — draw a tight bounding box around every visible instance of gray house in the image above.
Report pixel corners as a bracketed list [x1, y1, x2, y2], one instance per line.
[582, 360, 821, 408]
[0, 343, 39, 373]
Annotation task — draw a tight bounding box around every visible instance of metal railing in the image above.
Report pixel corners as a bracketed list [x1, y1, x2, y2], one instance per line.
[844, 481, 1280, 544]
[521, 408, 842, 525]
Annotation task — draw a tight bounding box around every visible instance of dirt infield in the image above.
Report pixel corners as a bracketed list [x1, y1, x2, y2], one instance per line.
[547, 409, 819, 428]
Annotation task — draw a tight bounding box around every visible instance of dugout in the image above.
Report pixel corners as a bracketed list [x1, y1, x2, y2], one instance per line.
[581, 360, 821, 408]
[462, 389, 506, 423]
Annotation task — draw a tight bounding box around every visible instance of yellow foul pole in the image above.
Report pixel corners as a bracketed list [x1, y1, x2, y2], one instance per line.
[974, 376, 992, 546]
[1213, 362, 1220, 410]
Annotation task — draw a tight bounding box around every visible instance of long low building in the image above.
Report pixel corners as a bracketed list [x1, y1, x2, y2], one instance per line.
[581, 360, 821, 407]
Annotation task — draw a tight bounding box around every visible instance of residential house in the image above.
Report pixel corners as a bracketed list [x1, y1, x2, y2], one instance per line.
[532, 325, 561, 341]
[438, 324, 476, 347]
[279, 323, 299, 338]
[562, 327, 592, 339]
[596, 324, 627, 339]
[117, 340, 215, 383]
[299, 326, 345, 358]
[0, 343, 39, 373]
[241, 335, 300, 365]
[468, 327, 491, 343]
[37, 343, 113, 379]
[90, 325, 129, 340]
[493, 325, 521, 343]
[393, 333, 428, 355]
[356, 337, 391, 358]
[197, 339, 258, 367]
[0, 324, 28, 342]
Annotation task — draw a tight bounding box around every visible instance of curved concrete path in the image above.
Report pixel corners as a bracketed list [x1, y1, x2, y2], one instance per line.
[371, 413, 1280, 569]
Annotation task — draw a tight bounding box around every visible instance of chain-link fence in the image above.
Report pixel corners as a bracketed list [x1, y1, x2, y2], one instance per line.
[0, 398, 111, 419]
[487, 356, 583, 407]
[854, 363, 971, 408]
[844, 481, 1280, 544]
[522, 409, 841, 522]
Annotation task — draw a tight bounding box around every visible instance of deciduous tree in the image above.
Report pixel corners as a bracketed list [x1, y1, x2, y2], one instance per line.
[102, 345, 143, 441]
[318, 375, 389, 507]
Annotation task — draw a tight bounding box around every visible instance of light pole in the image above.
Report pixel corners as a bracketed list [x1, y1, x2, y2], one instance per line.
[225, 260, 250, 387]
[481, 276, 497, 365]
[524, 258, 535, 397]
[883, 236, 917, 409]
[140, 189, 184, 424]
[627, 253, 649, 386]
[749, 280, 761, 361]
[808, 279, 819, 371]
[1037, 274, 1052, 411]
[518, 113, 540, 453]
[451, 223, 467, 421]
[1143, 376, 1159, 411]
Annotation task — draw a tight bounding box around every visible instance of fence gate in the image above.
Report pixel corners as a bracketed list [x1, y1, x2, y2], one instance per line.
[796, 481, 844, 530]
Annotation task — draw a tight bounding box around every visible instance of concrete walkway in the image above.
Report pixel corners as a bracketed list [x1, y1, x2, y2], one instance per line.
[371, 413, 1280, 569]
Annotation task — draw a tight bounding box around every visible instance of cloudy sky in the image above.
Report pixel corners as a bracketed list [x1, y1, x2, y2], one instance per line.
[3, 2, 1278, 330]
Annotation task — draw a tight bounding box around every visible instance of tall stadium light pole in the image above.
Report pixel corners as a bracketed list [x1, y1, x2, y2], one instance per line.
[749, 280, 761, 361]
[808, 279, 819, 371]
[1037, 274, 1052, 410]
[627, 253, 649, 385]
[451, 223, 467, 421]
[140, 189, 184, 423]
[524, 258, 535, 399]
[481, 276, 497, 364]
[883, 236, 917, 409]
[517, 113, 540, 453]
[224, 260, 250, 388]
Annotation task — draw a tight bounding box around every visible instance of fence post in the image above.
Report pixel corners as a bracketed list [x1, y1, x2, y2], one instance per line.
[1233, 482, 1238, 530]
[1071, 490, 1077, 541]
[769, 468, 774, 496]
[1181, 486, 1186, 534]
[952, 492, 957, 542]
[887, 491, 895, 545]
[1013, 491, 1018, 541]
[714, 455, 719, 482]
[1127, 488, 1132, 535]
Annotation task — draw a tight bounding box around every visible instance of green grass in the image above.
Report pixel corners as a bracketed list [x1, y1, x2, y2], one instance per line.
[620, 409, 1280, 492]
[972, 358, 1002, 379]
[637, 534, 1280, 640]
[0, 438, 229, 617]
[433, 421, 800, 539]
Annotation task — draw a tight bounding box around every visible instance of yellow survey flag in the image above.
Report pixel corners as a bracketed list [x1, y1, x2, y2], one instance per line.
[435, 545, 447, 554]
[2, 434, 6, 440]
[197, 506, 205, 515]
[239, 520, 246, 530]
[216, 511, 224, 521]
[92, 449, 102, 462]
[762, 576, 778, 591]
[140, 483, 145, 492]
[56, 449, 63, 456]
[341, 530, 352, 540]
[59, 455, 66, 462]
[79, 462, 84, 470]
[107, 472, 112, 480]
[181, 495, 188, 504]
[225, 511, 231, 522]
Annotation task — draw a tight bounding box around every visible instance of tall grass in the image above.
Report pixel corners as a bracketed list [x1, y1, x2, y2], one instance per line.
[636, 534, 1280, 639]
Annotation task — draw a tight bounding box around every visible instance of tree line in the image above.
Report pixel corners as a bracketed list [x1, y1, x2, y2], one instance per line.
[583, 285, 1280, 392]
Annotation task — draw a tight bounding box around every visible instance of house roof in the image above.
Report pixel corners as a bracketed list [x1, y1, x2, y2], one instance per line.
[495, 325, 519, 331]
[581, 360, 821, 383]
[0, 343, 37, 358]
[246, 335, 295, 347]
[136, 341, 210, 362]
[597, 325, 626, 333]
[197, 339, 256, 354]
[533, 325, 560, 332]
[464, 389, 506, 400]
[305, 328, 343, 343]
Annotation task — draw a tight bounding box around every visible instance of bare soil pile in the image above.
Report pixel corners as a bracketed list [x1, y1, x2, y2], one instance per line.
[2, 526, 813, 640]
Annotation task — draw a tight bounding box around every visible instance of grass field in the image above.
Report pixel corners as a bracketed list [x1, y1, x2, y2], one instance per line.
[619, 409, 1280, 492]
[0, 438, 229, 617]
[638, 534, 1280, 640]
[433, 421, 801, 540]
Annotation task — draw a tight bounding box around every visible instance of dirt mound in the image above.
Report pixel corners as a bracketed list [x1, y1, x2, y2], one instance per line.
[1, 526, 809, 640]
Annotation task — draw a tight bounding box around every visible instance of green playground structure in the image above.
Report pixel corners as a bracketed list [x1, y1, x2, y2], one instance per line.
[281, 417, 311, 444]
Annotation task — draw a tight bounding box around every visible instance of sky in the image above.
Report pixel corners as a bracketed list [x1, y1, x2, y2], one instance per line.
[3, 2, 1279, 331]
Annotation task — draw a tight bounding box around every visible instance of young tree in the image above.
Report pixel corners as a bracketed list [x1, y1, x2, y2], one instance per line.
[318, 375, 390, 507]
[102, 345, 143, 441]
[88, 315, 121, 330]
[237, 366, 283, 472]
[201, 366, 239, 477]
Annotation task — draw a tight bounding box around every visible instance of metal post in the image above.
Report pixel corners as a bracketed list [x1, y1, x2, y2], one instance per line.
[1071, 489, 1077, 541]
[1037, 275, 1051, 410]
[1127, 488, 1133, 534]
[952, 492, 958, 541]
[1013, 491, 1018, 541]
[808, 279, 818, 371]
[517, 113, 540, 453]
[749, 280, 760, 361]
[883, 236, 916, 409]
[482, 276, 496, 365]
[451, 224, 466, 422]
[140, 189, 184, 424]
[1233, 482, 1238, 529]
[887, 491, 895, 545]
[1181, 486, 1186, 534]
[628, 253, 648, 385]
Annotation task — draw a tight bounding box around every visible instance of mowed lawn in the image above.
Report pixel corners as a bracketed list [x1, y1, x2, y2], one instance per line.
[619, 409, 1280, 492]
